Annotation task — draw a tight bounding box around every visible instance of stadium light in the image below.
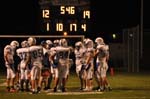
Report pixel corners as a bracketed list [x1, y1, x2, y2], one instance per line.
[112, 33, 116, 39]
[63, 32, 68, 36]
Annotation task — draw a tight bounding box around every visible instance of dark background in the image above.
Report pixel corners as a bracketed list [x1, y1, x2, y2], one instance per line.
[0, 0, 149, 69]
[0, 0, 141, 34]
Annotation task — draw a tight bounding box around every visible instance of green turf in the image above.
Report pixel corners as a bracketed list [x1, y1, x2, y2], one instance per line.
[0, 72, 150, 99]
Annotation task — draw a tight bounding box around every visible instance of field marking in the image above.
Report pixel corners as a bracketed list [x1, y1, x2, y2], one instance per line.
[85, 97, 147, 99]
[105, 97, 147, 99]
[47, 91, 103, 95]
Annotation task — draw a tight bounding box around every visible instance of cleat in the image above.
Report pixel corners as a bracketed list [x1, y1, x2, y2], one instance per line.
[44, 87, 50, 90]
[83, 88, 89, 92]
[53, 87, 57, 92]
[79, 87, 84, 91]
[37, 87, 41, 93]
[44, 87, 48, 90]
[31, 91, 37, 94]
[107, 86, 112, 91]
[97, 88, 101, 92]
[20, 88, 24, 92]
[6, 87, 10, 92]
[62, 87, 67, 92]
[10, 88, 17, 93]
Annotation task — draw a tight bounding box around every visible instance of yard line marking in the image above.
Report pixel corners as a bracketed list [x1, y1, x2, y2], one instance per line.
[47, 91, 103, 95]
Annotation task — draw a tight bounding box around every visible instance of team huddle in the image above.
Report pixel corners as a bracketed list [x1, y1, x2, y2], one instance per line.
[4, 37, 111, 94]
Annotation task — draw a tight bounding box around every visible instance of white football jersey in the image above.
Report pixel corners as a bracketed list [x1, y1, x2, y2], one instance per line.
[49, 47, 56, 56]
[4, 45, 14, 63]
[16, 47, 29, 60]
[74, 48, 85, 59]
[83, 48, 95, 63]
[96, 44, 109, 59]
[29, 45, 43, 62]
[55, 46, 71, 59]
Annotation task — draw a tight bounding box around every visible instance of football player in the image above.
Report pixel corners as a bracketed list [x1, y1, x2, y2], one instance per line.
[28, 37, 44, 94]
[40, 40, 52, 90]
[82, 38, 95, 91]
[4, 40, 19, 92]
[49, 39, 60, 92]
[16, 40, 30, 92]
[74, 41, 86, 90]
[94, 37, 111, 91]
[94, 37, 104, 91]
[52, 38, 72, 92]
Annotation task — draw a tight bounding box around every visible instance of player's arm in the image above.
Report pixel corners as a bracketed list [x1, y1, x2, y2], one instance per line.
[86, 52, 94, 65]
[6, 54, 14, 64]
[49, 55, 54, 64]
[25, 52, 30, 67]
[49, 48, 56, 61]
[106, 50, 110, 62]
[49, 51, 57, 68]
[69, 46, 74, 53]
[56, 47, 70, 51]
[4, 48, 9, 62]
[105, 45, 110, 61]
[4, 52, 8, 62]
[4, 53, 14, 69]
[82, 55, 92, 70]
[49, 50, 55, 62]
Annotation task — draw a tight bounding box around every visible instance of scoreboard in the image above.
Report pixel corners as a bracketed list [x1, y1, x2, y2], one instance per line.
[39, 0, 91, 34]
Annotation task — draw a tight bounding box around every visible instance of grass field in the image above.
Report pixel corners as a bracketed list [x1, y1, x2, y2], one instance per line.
[0, 71, 150, 99]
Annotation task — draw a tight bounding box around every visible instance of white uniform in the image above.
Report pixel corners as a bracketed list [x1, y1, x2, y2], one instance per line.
[55, 46, 71, 79]
[29, 46, 43, 80]
[4, 45, 15, 79]
[96, 44, 109, 78]
[49, 47, 58, 78]
[74, 48, 85, 76]
[84, 48, 95, 80]
[16, 48, 30, 80]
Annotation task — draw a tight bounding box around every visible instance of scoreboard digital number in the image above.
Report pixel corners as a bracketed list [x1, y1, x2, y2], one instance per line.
[41, 5, 91, 33]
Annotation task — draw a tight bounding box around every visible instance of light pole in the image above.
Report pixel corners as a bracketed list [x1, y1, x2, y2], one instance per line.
[140, 0, 143, 58]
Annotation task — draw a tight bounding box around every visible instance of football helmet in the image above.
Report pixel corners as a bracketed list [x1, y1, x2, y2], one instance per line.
[53, 39, 60, 47]
[95, 37, 104, 45]
[75, 41, 83, 47]
[85, 39, 93, 48]
[46, 40, 53, 49]
[27, 37, 36, 46]
[10, 40, 19, 49]
[21, 40, 29, 48]
[46, 40, 52, 45]
[75, 41, 83, 50]
[41, 40, 46, 46]
[59, 38, 68, 47]
[83, 38, 88, 46]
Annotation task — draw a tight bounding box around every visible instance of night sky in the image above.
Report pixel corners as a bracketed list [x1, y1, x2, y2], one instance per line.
[92, 0, 140, 31]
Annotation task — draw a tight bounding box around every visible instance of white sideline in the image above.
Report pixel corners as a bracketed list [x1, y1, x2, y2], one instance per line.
[47, 91, 103, 95]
